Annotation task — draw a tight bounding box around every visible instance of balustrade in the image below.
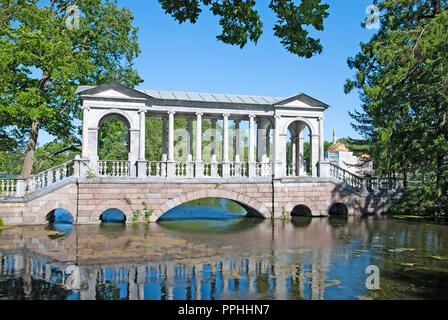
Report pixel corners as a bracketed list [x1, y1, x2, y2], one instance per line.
[97, 161, 130, 177]
[0, 179, 16, 197]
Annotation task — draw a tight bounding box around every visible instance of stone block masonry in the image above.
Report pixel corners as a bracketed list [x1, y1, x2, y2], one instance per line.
[0, 179, 399, 225]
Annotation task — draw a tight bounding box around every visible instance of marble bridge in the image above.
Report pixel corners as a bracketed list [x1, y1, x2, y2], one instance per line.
[0, 83, 401, 225]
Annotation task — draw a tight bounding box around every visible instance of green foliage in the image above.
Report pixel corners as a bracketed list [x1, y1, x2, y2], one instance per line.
[142, 201, 153, 223]
[99, 119, 129, 161]
[124, 198, 132, 205]
[0, 0, 142, 175]
[85, 166, 97, 179]
[131, 210, 141, 222]
[345, 0, 448, 214]
[0, 217, 4, 227]
[158, 0, 330, 58]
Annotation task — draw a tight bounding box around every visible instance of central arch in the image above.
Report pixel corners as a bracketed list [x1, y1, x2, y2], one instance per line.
[155, 188, 269, 220]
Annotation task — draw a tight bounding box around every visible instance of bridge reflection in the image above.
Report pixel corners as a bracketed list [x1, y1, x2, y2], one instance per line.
[0, 249, 332, 300]
[0, 217, 379, 300]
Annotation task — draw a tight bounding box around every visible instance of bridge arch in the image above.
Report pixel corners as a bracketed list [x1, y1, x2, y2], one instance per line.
[155, 189, 269, 221]
[291, 204, 312, 217]
[281, 117, 316, 137]
[100, 208, 127, 223]
[95, 109, 136, 130]
[329, 202, 349, 216]
[37, 201, 77, 225]
[46, 208, 74, 224]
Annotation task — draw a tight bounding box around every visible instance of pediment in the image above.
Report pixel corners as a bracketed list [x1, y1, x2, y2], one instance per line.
[76, 82, 151, 100]
[274, 94, 329, 109]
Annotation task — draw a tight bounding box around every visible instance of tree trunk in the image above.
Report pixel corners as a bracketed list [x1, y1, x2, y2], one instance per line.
[21, 119, 40, 178]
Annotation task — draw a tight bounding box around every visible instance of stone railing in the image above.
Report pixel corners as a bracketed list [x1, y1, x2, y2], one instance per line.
[0, 179, 18, 198]
[367, 176, 401, 192]
[319, 162, 401, 193]
[27, 160, 75, 194]
[145, 161, 167, 178]
[97, 160, 130, 177]
[328, 163, 364, 191]
[256, 162, 272, 177]
[230, 162, 248, 177]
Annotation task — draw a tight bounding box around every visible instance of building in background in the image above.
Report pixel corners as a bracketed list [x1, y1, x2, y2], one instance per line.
[325, 130, 373, 176]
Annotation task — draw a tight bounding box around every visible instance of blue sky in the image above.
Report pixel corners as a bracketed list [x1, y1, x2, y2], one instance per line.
[38, 0, 378, 145]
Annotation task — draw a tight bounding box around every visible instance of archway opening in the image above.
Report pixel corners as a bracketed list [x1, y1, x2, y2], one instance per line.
[329, 203, 348, 216]
[285, 121, 312, 177]
[45, 209, 74, 237]
[100, 208, 127, 223]
[157, 197, 263, 234]
[46, 208, 74, 224]
[158, 197, 263, 221]
[291, 204, 312, 217]
[98, 114, 130, 161]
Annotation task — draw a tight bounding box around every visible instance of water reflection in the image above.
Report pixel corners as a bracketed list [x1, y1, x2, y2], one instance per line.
[1, 216, 448, 300]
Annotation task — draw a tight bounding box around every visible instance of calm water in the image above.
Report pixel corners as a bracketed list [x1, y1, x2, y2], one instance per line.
[1, 199, 448, 300]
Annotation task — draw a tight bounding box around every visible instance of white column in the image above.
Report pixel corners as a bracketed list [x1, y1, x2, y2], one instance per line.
[318, 117, 324, 177]
[138, 109, 146, 160]
[311, 134, 319, 177]
[223, 114, 229, 162]
[222, 113, 230, 177]
[167, 111, 175, 178]
[195, 113, 202, 162]
[319, 118, 325, 161]
[298, 129, 305, 175]
[195, 112, 203, 178]
[162, 116, 167, 161]
[273, 115, 283, 177]
[81, 106, 89, 158]
[248, 115, 255, 163]
[292, 136, 297, 176]
[248, 115, 256, 177]
[234, 120, 240, 163]
[211, 119, 217, 163]
[187, 118, 193, 162]
[168, 111, 175, 161]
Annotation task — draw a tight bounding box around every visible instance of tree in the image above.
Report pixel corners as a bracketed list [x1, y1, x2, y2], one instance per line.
[158, 0, 330, 58]
[0, 0, 142, 177]
[345, 0, 448, 214]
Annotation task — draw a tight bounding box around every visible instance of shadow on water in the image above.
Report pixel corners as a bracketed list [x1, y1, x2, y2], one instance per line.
[45, 223, 74, 238]
[158, 217, 263, 235]
[99, 222, 127, 234]
[290, 216, 313, 228]
[328, 216, 348, 228]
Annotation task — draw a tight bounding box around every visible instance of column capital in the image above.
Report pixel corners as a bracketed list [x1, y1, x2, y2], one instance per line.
[138, 109, 146, 114]
[167, 111, 176, 115]
[274, 115, 282, 120]
[222, 113, 230, 117]
[249, 114, 256, 119]
[195, 112, 203, 116]
[82, 105, 90, 111]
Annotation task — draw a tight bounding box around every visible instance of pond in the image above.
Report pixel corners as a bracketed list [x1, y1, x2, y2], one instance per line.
[0, 198, 448, 300]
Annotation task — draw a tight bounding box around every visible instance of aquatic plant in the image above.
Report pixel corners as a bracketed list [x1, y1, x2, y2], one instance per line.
[131, 210, 141, 222]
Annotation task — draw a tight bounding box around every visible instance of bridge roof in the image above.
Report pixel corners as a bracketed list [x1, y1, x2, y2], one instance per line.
[76, 83, 329, 108]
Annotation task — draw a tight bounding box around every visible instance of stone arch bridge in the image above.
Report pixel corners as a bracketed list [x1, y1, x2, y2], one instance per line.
[0, 83, 401, 225]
